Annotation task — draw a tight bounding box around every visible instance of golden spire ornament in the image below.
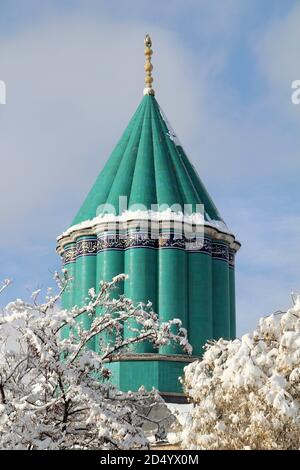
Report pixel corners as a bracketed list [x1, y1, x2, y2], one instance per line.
[143, 34, 155, 96]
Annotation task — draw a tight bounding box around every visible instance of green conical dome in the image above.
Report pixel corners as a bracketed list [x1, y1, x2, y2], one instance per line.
[72, 94, 223, 226]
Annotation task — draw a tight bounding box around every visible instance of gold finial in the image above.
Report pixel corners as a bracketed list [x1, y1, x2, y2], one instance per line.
[143, 34, 155, 96]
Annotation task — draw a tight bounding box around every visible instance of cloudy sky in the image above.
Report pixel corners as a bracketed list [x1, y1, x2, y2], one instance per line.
[0, 0, 300, 335]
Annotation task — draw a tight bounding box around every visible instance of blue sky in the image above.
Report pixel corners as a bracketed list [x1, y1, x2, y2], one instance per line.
[1, 0, 300, 335]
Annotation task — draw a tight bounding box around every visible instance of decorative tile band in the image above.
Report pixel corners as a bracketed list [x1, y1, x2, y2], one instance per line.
[62, 233, 232, 264]
[97, 233, 126, 251]
[186, 237, 212, 254]
[76, 238, 98, 259]
[126, 231, 158, 249]
[63, 245, 77, 264]
[229, 249, 235, 268]
[212, 242, 229, 262]
[158, 234, 185, 250]
[96, 232, 210, 252]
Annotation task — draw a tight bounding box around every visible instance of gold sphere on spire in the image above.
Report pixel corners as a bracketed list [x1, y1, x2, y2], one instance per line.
[144, 34, 152, 48]
[143, 34, 155, 96]
[144, 63, 153, 72]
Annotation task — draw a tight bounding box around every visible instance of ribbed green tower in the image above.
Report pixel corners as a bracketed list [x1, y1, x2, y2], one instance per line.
[57, 36, 240, 401]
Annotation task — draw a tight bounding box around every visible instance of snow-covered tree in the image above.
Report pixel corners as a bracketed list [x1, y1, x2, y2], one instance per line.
[0, 274, 190, 450]
[182, 296, 300, 450]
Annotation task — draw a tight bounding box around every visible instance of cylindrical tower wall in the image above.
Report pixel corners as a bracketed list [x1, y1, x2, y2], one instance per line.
[229, 249, 236, 339]
[61, 242, 76, 340]
[124, 229, 157, 353]
[159, 235, 187, 355]
[74, 236, 97, 350]
[212, 241, 230, 340]
[95, 231, 125, 353]
[188, 238, 213, 356]
[57, 223, 239, 396]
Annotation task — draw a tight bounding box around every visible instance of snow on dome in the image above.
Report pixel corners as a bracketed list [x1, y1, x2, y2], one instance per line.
[57, 209, 233, 241]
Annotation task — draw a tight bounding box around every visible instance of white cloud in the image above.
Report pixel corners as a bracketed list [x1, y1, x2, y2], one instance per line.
[0, 13, 202, 243]
[1, 2, 300, 338]
[230, 204, 300, 334]
[253, 2, 300, 122]
[255, 3, 300, 85]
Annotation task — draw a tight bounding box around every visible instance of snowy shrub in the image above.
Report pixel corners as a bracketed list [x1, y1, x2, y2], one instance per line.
[182, 296, 300, 450]
[0, 275, 190, 450]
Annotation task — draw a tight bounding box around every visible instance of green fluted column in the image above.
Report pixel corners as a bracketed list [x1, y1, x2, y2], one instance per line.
[229, 250, 236, 339]
[95, 234, 124, 353]
[159, 245, 187, 355]
[188, 245, 213, 356]
[124, 240, 157, 353]
[61, 245, 76, 308]
[61, 243, 76, 340]
[74, 236, 97, 350]
[212, 242, 230, 340]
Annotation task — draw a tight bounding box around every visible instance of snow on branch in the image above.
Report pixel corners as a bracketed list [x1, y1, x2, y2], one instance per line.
[0, 279, 10, 295]
[0, 273, 191, 450]
[181, 295, 300, 450]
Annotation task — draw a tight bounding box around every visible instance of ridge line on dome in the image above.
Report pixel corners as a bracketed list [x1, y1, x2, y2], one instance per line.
[156, 102, 225, 222]
[151, 99, 184, 208]
[104, 100, 147, 211]
[128, 99, 152, 209]
[150, 100, 183, 206]
[158, 104, 182, 148]
[128, 97, 157, 209]
[152, 99, 201, 211]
